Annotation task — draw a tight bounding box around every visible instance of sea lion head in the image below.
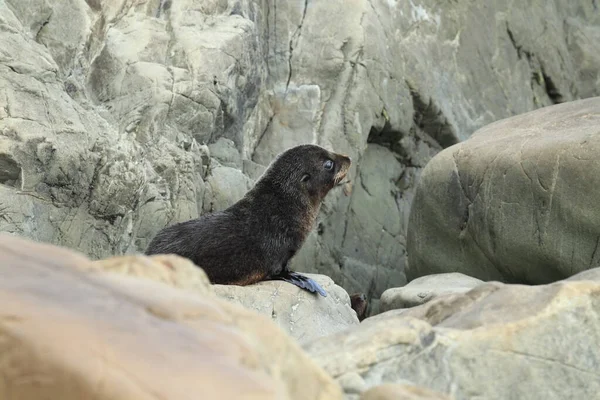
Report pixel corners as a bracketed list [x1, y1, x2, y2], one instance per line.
[261, 144, 352, 204]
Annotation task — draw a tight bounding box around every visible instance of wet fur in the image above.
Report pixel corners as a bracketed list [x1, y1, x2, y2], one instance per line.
[145, 144, 351, 296]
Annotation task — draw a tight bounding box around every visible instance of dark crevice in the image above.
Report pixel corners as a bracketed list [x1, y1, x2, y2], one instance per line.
[506, 24, 534, 64]
[155, 0, 171, 18]
[286, 0, 309, 90]
[540, 68, 563, 104]
[0, 154, 21, 187]
[506, 23, 563, 106]
[96, 213, 123, 225]
[6, 65, 19, 75]
[252, 114, 274, 158]
[35, 11, 53, 42]
[367, 110, 402, 146]
[406, 82, 458, 149]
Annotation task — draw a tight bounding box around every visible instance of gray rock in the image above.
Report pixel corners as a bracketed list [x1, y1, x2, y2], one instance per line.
[380, 273, 483, 312]
[207, 137, 242, 169]
[1, 0, 599, 307]
[305, 279, 600, 400]
[407, 97, 600, 284]
[214, 273, 359, 344]
[203, 163, 253, 213]
[564, 267, 600, 282]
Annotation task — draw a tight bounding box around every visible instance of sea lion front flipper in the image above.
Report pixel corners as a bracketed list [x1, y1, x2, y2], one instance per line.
[269, 271, 327, 297]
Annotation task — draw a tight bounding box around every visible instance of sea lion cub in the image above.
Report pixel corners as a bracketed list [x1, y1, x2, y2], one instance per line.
[145, 144, 352, 296]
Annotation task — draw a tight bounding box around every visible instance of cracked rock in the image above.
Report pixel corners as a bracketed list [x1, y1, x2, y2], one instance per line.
[214, 273, 360, 344]
[407, 97, 600, 284]
[305, 275, 600, 399]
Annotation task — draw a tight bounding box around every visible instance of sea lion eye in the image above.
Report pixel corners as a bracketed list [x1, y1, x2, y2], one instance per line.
[301, 174, 311, 182]
[324, 160, 334, 170]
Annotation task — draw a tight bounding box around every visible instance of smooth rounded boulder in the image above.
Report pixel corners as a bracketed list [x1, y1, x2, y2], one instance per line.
[380, 273, 483, 312]
[0, 234, 342, 400]
[407, 97, 600, 284]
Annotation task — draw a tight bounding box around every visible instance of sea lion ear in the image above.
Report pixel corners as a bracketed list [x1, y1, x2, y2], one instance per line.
[300, 174, 311, 182]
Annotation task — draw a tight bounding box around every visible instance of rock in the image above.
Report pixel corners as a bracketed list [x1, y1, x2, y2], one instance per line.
[564, 266, 600, 282]
[203, 163, 254, 212]
[0, 234, 342, 400]
[208, 137, 243, 169]
[214, 274, 359, 344]
[380, 273, 484, 312]
[360, 383, 452, 400]
[407, 96, 600, 284]
[1, 0, 599, 310]
[85, 254, 214, 296]
[305, 278, 600, 400]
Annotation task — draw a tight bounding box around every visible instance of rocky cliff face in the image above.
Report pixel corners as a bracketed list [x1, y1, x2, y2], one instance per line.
[1, 0, 599, 311]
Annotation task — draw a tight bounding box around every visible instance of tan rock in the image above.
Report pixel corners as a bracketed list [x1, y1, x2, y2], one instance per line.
[214, 274, 359, 344]
[0, 234, 342, 400]
[305, 279, 600, 399]
[360, 383, 452, 400]
[380, 273, 483, 312]
[564, 266, 600, 282]
[86, 254, 214, 296]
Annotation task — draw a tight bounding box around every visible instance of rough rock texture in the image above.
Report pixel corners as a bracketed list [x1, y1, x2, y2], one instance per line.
[86, 253, 215, 295]
[1, 0, 599, 308]
[305, 278, 600, 400]
[380, 273, 483, 312]
[360, 384, 452, 400]
[0, 234, 342, 400]
[214, 273, 359, 344]
[407, 96, 600, 284]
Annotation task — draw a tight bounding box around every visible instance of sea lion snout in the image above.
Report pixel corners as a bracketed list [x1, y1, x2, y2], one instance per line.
[333, 153, 352, 185]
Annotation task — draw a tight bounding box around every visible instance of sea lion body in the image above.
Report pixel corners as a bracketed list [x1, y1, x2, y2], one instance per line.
[145, 144, 351, 296]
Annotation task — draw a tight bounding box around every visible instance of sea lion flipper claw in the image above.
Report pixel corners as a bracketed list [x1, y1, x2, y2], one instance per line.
[270, 271, 327, 297]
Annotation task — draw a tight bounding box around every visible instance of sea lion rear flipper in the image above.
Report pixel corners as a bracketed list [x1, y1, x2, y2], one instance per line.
[270, 271, 327, 297]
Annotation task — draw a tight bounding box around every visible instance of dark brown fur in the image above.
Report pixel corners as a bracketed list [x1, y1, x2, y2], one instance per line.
[350, 293, 368, 321]
[145, 144, 351, 295]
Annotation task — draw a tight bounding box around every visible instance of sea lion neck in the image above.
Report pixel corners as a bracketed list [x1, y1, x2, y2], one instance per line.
[246, 176, 311, 208]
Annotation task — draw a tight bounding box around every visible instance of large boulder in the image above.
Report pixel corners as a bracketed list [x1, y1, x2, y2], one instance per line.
[214, 274, 360, 344]
[86, 253, 215, 295]
[380, 273, 483, 312]
[0, 234, 342, 400]
[304, 276, 600, 399]
[407, 96, 600, 284]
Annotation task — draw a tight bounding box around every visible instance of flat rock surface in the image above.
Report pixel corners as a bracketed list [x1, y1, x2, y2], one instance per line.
[0, 234, 342, 400]
[380, 273, 483, 312]
[214, 274, 359, 344]
[305, 277, 600, 400]
[407, 97, 600, 284]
